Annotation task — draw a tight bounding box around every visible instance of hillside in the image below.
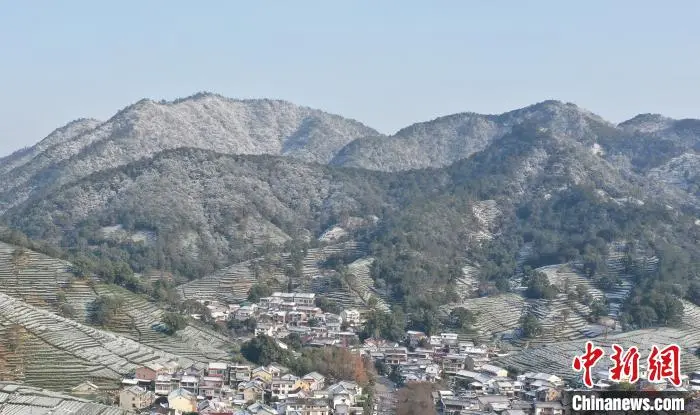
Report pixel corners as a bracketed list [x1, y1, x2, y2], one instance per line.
[332, 100, 699, 173]
[0, 241, 235, 391]
[0, 93, 379, 213]
[0, 382, 130, 414]
[2, 149, 409, 278]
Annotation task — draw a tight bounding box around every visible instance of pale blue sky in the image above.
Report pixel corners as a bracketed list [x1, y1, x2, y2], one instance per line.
[1, 1, 698, 156]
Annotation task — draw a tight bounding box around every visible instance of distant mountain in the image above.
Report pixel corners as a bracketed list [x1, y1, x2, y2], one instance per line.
[0, 94, 698, 318]
[0, 118, 102, 175]
[332, 100, 700, 175]
[0, 93, 379, 212]
[331, 100, 614, 171]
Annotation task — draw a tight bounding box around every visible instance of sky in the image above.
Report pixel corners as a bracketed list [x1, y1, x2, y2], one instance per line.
[1, 0, 699, 157]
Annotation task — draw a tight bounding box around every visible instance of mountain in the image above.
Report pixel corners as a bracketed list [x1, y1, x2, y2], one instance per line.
[330, 100, 700, 187]
[0, 93, 379, 213]
[0, 95, 698, 333]
[0, 118, 102, 176]
[331, 100, 614, 171]
[2, 148, 408, 278]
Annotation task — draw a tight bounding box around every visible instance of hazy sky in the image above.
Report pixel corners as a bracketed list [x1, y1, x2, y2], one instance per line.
[1, 1, 698, 157]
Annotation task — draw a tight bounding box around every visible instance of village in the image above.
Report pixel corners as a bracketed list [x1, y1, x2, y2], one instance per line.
[91, 291, 700, 415]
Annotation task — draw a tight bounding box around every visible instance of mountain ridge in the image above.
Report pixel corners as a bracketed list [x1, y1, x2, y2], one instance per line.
[0, 93, 381, 213]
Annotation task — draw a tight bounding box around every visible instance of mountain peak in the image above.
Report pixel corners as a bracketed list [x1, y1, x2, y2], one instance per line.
[618, 113, 673, 133]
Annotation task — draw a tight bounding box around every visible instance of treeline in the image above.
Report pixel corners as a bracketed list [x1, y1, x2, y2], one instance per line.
[241, 335, 373, 385]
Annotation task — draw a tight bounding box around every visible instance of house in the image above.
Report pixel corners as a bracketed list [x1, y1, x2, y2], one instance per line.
[294, 293, 316, 306]
[208, 362, 229, 378]
[239, 381, 264, 402]
[135, 362, 166, 381]
[340, 309, 362, 326]
[284, 397, 331, 415]
[256, 323, 276, 337]
[518, 372, 564, 389]
[71, 381, 100, 395]
[230, 364, 253, 383]
[494, 381, 515, 396]
[477, 395, 511, 412]
[271, 376, 299, 399]
[251, 367, 273, 384]
[235, 305, 257, 320]
[442, 354, 467, 374]
[298, 371, 326, 391]
[119, 385, 155, 411]
[441, 397, 478, 415]
[198, 398, 233, 415]
[383, 347, 408, 365]
[266, 364, 290, 377]
[168, 388, 197, 414]
[329, 381, 362, 397]
[155, 375, 175, 395]
[481, 364, 508, 378]
[405, 330, 427, 346]
[440, 332, 459, 346]
[180, 375, 199, 395]
[200, 376, 225, 398]
[247, 402, 279, 415]
[534, 401, 564, 415]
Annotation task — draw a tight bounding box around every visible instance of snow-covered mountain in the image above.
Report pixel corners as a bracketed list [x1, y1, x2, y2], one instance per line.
[0, 93, 379, 212]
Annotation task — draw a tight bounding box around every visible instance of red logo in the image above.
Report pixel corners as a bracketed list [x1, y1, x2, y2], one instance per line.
[609, 344, 640, 383]
[647, 344, 681, 387]
[572, 341, 605, 388]
[572, 343, 682, 388]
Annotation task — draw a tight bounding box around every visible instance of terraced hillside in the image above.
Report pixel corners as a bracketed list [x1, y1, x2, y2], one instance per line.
[444, 294, 526, 344]
[90, 284, 233, 362]
[0, 292, 212, 391]
[0, 382, 130, 415]
[0, 242, 74, 307]
[0, 242, 235, 391]
[178, 240, 368, 304]
[496, 301, 700, 379]
[439, 245, 659, 348]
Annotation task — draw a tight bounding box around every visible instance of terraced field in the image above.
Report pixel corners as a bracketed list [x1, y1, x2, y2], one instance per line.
[0, 242, 74, 307]
[443, 294, 526, 343]
[0, 242, 235, 391]
[0, 382, 130, 415]
[496, 301, 700, 379]
[91, 285, 233, 362]
[178, 240, 367, 303]
[0, 292, 208, 391]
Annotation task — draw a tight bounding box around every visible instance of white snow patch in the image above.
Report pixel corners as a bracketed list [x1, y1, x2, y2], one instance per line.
[591, 143, 604, 156]
[319, 226, 348, 242]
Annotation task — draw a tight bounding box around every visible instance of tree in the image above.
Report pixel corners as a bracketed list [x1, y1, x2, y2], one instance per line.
[360, 309, 404, 341]
[90, 295, 124, 327]
[520, 313, 542, 338]
[284, 333, 303, 350]
[241, 335, 294, 367]
[588, 299, 609, 322]
[315, 296, 341, 314]
[247, 283, 273, 303]
[396, 382, 437, 415]
[162, 312, 187, 335]
[450, 307, 477, 332]
[524, 272, 558, 299]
